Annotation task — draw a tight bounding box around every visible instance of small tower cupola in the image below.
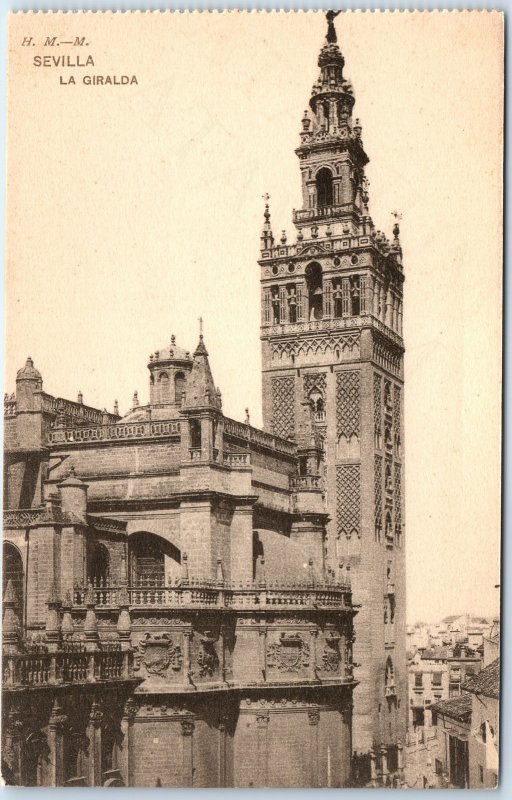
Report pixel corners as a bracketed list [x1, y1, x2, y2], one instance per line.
[147, 334, 194, 409]
[181, 333, 224, 463]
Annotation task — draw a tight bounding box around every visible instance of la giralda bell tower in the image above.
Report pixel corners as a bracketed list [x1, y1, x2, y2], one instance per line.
[259, 14, 407, 769]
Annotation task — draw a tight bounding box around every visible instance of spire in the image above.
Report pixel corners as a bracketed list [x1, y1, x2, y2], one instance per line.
[260, 194, 274, 252]
[183, 334, 221, 411]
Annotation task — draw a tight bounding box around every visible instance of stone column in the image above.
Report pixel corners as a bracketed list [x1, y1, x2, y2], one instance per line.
[181, 719, 195, 787]
[3, 709, 23, 785]
[308, 709, 320, 787]
[256, 713, 269, 787]
[119, 699, 136, 787]
[87, 701, 103, 786]
[48, 699, 67, 786]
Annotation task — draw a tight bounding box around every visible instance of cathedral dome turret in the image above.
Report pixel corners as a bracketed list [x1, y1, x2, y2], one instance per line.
[147, 334, 194, 410]
[16, 356, 42, 383]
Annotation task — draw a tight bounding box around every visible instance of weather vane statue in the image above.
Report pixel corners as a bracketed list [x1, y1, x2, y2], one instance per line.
[326, 10, 341, 44]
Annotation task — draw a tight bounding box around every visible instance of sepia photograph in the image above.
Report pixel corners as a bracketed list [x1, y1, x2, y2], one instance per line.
[2, 10, 503, 788]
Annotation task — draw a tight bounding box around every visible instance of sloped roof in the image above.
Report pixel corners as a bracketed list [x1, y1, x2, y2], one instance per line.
[431, 694, 472, 722]
[463, 657, 500, 699]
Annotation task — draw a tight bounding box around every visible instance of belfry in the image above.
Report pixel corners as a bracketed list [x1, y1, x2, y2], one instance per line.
[259, 12, 407, 772]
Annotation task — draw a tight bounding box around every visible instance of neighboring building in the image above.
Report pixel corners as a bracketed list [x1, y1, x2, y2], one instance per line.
[408, 651, 449, 728]
[418, 644, 481, 699]
[3, 341, 356, 788]
[259, 9, 407, 775]
[431, 657, 500, 789]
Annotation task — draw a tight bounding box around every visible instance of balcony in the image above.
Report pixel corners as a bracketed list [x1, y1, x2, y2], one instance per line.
[292, 204, 350, 224]
[72, 579, 352, 611]
[2, 646, 133, 689]
[290, 475, 322, 492]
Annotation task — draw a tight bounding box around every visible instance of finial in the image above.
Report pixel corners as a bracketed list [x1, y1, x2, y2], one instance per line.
[69, 466, 76, 479]
[281, 230, 287, 245]
[114, 399, 119, 415]
[171, 334, 176, 345]
[326, 10, 341, 44]
[198, 317, 203, 337]
[132, 390, 139, 407]
[77, 391, 83, 405]
[245, 408, 250, 425]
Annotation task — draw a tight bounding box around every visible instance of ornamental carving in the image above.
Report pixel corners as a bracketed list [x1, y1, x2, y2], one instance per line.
[271, 332, 360, 362]
[196, 631, 219, 678]
[321, 633, 341, 673]
[135, 632, 182, 676]
[375, 455, 383, 540]
[266, 633, 310, 673]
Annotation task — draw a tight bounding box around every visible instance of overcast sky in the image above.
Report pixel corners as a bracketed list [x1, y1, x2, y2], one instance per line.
[6, 11, 502, 622]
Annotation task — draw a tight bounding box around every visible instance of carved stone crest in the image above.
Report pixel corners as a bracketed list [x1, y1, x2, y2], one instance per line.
[135, 632, 182, 676]
[266, 633, 310, 673]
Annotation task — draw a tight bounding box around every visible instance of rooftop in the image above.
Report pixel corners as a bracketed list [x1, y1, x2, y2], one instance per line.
[463, 657, 500, 699]
[431, 694, 471, 722]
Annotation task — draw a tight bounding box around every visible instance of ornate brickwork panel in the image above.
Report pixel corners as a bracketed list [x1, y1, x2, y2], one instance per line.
[394, 463, 402, 541]
[336, 371, 360, 440]
[373, 335, 402, 377]
[336, 464, 361, 539]
[393, 385, 402, 456]
[271, 376, 295, 440]
[374, 373, 382, 448]
[270, 331, 360, 361]
[375, 455, 383, 540]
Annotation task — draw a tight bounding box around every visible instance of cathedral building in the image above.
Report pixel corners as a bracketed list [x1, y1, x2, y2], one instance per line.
[259, 11, 407, 776]
[2, 15, 406, 789]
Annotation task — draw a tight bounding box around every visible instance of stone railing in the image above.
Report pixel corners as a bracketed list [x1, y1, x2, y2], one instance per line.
[223, 452, 251, 468]
[72, 580, 351, 611]
[48, 419, 181, 445]
[2, 649, 132, 688]
[224, 418, 296, 457]
[4, 508, 48, 528]
[292, 203, 348, 224]
[41, 393, 119, 426]
[263, 313, 403, 346]
[290, 475, 323, 492]
[4, 395, 16, 416]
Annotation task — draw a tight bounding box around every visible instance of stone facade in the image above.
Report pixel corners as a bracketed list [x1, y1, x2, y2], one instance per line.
[259, 12, 407, 768]
[3, 338, 356, 787]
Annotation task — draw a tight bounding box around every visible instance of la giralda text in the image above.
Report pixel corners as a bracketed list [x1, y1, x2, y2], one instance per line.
[33, 55, 138, 85]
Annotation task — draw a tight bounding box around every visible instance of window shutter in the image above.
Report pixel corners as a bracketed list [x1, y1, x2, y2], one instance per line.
[342, 278, 350, 317]
[279, 286, 288, 324]
[323, 279, 332, 318]
[296, 283, 305, 322]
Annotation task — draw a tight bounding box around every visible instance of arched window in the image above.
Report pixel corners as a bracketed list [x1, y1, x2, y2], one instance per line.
[158, 372, 170, 403]
[88, 542, 110, 586]
[316, 168, 333, 208]
[174, 372, 186, 404]
[23, 732, 49, 786]
[3, 543, 24, 624]
[305, 263, 323, 321]
[309, 388, 325, 422]
[129, 532, 180, 587]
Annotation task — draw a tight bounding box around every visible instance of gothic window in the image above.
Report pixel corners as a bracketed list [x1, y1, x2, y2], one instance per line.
[190, 419, 201, 449]
[64, 729, 86, 784]
[385, 511, 393, 543]
[158, 371, 170, 403]
[305, 262, 323, 321]
[175, 372, 186, 404]
[309, 388, 325, 422]
[316, 167, 333, 207]
[385, 657, 395, 687]
[3, 542, 23, 624]
[88, 542, 110, 586]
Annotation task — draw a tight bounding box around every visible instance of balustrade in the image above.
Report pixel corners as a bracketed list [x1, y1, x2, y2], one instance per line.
[2, 649, 131, 688]
[48, 419, 181, 445]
